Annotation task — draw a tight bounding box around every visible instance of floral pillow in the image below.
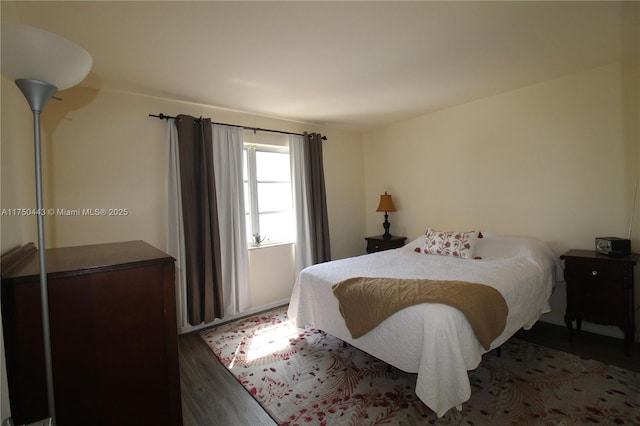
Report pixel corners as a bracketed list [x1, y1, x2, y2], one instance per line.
[421, 228, 479, 259]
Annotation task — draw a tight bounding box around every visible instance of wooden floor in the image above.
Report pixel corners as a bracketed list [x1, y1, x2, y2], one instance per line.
[178, 320, 639, 426]
[513, 321, 639, 373]
[178, 332, 278, 426]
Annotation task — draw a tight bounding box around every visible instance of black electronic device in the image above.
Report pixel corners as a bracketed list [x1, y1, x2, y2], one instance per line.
[595, 237, 631, 257]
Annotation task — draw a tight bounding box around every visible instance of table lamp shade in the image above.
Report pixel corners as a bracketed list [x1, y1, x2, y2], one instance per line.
[1, 21, 92, 91]
[376, 193, 396, 212]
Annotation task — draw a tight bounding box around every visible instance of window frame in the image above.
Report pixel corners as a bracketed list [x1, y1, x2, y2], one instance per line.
[243, 143, 294, 247]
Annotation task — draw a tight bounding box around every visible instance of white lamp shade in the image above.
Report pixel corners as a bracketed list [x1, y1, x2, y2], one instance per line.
[1, 21, 92, 91]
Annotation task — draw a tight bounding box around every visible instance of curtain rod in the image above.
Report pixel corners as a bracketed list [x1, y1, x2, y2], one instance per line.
[149, 113, 327, 140]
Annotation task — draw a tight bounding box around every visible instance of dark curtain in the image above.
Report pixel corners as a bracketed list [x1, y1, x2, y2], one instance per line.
[304, 132, 331, 263]
[175, 115, 224, 324]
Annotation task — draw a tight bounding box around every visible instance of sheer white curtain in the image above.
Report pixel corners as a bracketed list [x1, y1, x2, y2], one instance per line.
[289, 134, 313, 273]
[166, 119, 188, 328]
[212, 124, 251, 315]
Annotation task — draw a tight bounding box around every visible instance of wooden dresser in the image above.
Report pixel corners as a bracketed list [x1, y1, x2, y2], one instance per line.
[1, 240, 182, 425]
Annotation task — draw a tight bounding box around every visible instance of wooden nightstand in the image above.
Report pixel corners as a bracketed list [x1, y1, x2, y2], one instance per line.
[365, 235, 406, 253]
[560, 249, 638, 356]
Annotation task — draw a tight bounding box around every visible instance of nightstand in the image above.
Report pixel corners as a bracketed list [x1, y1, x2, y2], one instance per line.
[560, 249, 638, 356]
[365, 235, 406, 253]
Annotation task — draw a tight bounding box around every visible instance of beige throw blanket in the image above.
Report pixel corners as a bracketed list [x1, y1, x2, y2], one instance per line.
[332, 277, 509, 350]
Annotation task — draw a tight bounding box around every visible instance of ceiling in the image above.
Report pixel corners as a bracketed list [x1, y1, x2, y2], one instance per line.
[6, 1, 639, 131]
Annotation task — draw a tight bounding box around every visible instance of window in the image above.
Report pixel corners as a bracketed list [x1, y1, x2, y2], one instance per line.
[243, 144, 294, 246]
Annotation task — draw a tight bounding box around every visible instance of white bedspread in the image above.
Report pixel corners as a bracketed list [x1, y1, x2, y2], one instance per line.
[287, 233, 558, 417]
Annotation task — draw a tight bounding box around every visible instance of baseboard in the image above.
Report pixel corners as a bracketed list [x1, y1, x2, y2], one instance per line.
[179, 298, 290, 335]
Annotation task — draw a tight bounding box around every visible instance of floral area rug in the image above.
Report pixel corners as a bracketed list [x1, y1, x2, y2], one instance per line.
[200, 306, 640, 425]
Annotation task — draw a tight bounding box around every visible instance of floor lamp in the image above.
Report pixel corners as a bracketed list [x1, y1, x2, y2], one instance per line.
[1, 21, 92, 425]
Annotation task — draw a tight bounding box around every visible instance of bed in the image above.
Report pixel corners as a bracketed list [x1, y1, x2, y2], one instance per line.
[287, 231, 558, 417]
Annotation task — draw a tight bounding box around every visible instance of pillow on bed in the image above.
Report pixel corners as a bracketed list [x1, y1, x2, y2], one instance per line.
[422, 228, 479, 259]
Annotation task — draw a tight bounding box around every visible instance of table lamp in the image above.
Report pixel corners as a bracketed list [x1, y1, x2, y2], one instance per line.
[376, 192, 397, 239]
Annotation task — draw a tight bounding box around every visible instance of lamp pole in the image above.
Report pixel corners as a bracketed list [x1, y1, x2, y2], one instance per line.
[15, 78, 59, 426]
[2, 22, 92, 426]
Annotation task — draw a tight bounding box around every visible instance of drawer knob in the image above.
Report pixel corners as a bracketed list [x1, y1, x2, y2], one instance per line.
[592, 270, 598, 276]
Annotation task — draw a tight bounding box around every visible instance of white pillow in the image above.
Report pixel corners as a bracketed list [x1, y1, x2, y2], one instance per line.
[422, 228, 479, 259]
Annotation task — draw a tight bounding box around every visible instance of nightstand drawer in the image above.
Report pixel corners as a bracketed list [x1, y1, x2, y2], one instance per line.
[564, 259, 627, 321]
[365, 235, 406, 253]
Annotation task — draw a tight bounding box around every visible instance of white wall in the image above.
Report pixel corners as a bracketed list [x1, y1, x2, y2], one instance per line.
[248, 243, 296, 307]
[363, 61, 640, 338]
[33, 87, 365, 257]
[1, 77, 37, 252]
